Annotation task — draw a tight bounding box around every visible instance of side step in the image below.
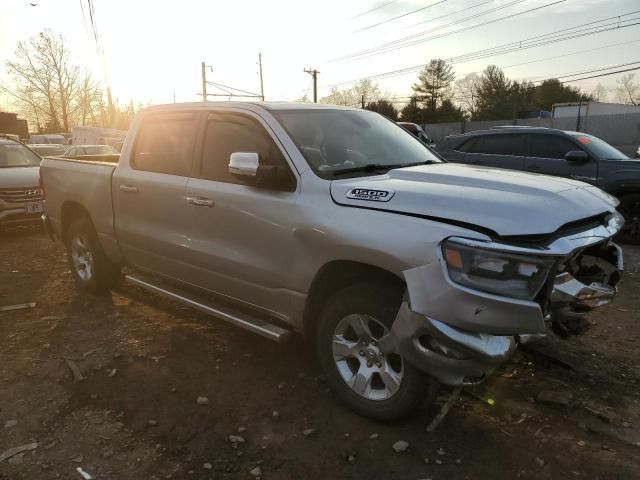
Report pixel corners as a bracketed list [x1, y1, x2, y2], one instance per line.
[124, 274, 291, 343]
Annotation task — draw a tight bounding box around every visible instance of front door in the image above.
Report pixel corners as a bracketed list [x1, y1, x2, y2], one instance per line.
[182, 110, 299, 318]
[113, 111, 201, 279]
[524, 134, 598, 184]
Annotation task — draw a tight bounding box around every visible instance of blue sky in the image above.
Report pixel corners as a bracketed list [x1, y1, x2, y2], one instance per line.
[1, 0, 639, 106]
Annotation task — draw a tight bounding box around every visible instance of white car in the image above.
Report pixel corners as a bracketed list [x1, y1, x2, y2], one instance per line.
[0, 136, 43, 230]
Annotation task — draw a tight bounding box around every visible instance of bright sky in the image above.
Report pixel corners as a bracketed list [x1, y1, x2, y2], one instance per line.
[0, 0, 639, 107]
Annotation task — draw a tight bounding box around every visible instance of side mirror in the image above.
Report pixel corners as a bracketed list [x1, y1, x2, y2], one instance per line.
[565, 150, 589, 164]
[229, 152, 259, 177]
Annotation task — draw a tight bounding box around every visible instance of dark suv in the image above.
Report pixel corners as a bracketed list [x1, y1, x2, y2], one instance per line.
[439, 126, 640, 244]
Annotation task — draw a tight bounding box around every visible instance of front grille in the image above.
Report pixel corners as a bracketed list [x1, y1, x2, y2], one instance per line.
[0, 187, 43, 204]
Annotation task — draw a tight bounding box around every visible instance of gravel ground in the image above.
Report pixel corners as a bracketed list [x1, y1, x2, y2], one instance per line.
[1, 227, 639, 480]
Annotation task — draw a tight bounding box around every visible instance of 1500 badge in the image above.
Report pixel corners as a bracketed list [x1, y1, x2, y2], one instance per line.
[346, 188, 395, 202]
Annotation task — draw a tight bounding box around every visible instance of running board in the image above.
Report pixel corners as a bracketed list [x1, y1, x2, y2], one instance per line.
[124, 274, 291, 343]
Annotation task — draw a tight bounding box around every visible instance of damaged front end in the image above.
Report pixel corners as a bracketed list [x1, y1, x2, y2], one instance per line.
[391, 212, 624, 387]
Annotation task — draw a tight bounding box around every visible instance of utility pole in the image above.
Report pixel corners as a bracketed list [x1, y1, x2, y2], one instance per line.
[201, 61, 207, 101]
[361, 95, 365, 109]
[258, 53, 265, 101]
[304, 68, 319, 103]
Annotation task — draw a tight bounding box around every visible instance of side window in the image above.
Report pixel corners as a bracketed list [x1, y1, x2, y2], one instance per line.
[529, 135, 579, 159]
[200, 113, 292, 188]
[456, 137, 480, 153]
[132, 112, 196, 176]
[479, 134, 526, 156]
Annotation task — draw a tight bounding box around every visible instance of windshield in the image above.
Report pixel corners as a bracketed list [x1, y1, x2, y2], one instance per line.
[272, 109, 442, 178]
[0, 140, 41, 168]
[567, 132, 629, 160]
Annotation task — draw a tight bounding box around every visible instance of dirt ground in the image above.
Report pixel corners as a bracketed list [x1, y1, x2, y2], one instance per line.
[1, 227, 639, 480]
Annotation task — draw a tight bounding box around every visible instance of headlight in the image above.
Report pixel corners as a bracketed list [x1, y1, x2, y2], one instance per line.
[442, 239, 556, 300]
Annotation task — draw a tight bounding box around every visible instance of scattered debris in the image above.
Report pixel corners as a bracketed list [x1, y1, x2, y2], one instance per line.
[151, 355, 166, 364]
[77, 466, 93, 479]
[0, 442, 38, 463]
[0, 302, 36, 312]
[72, 455, 83, 463]
[229, 435, 246, 444]
[108, 368, 117, 377]
[249, 466, 262, 477]
[577, 440, 586, 447]
[392, 440, 409, 453]
[347, 454, 356, 463]
[435, 459, 443, 465]
[272, 410, 279, 419]
[203, 463, 212, 470]
[343, 432, 350, 438]
[4, 420, 17, 428]
[41, 315, 59, 321]
[427, 387, 462, 432]
[536, 457, 545, 467]
[303, 428, 315, 436]
[63, 357, 85, 383]
[536, 390, 573, 406]
[423, 457, 430, 464]
[369, 433, 379, 440]
[455, 458, 463, 465]
[238, 426, 247, 433]
[437, 448, 446, 456]
[196, 396, 209, 405]
[148, 420, 158, 426]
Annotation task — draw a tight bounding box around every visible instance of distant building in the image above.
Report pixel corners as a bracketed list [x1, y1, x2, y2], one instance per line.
[0, 111, 29, 140]
[552, 101, 640, 119]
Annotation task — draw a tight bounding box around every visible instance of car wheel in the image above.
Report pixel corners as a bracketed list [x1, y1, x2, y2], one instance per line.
[65, 218, 120, 292]
[317, 281, 439, 421]
[617, 193, 640, 245]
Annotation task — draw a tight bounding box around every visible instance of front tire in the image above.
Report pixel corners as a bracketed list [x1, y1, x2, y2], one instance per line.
[617, 193, 640, 245]
[65, 218, 120, 293]
[317, 282, 439, 421]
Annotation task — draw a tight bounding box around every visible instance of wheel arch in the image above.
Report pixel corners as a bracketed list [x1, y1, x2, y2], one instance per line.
[60, 201, 93, 241]
[302, 260, 405, 339]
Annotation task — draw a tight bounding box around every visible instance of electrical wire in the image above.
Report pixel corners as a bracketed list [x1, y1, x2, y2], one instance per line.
[334, 0, 563, 62]
[350, 0, 399, 20]
[354, 0, 449, 32]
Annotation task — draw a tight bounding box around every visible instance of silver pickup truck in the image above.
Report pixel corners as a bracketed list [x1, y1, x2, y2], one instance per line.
[40, 102, 623, 420]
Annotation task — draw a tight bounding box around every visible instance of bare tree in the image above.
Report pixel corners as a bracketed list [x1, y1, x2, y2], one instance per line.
[76, 71, 103, 126]
[616, 73, 639, 105]
[3, 30, 92, 132]
[454, 72, 481, 117]
[592, 82, 607, 102]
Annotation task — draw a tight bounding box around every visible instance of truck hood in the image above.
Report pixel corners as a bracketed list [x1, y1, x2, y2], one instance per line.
[330, 163, 619, 237]
[0, 166, 40, 189]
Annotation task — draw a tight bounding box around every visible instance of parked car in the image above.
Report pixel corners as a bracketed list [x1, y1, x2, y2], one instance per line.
[28, 134, 66, 145]
[439, 127, 640, 244]
[398, 122, 436, 148]
[29, 144, 67, 157]
[40, 103, 623, 420]
[0, 136, 44, 230]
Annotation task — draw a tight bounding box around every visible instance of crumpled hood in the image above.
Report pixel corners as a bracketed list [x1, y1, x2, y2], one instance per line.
[330, 163, 619, 237]
[0, 166, 40, 189]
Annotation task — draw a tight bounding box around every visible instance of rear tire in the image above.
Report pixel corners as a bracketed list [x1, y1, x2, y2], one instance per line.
[317, 281, 439, 421]
[65, 217, 120, 293]
[617, 193, 640, 245]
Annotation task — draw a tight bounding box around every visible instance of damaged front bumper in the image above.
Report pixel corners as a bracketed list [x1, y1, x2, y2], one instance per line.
[392, 213, 624, 387]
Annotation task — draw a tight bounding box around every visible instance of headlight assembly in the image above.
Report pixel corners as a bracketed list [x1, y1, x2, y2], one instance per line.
[442, 239, 556, 300]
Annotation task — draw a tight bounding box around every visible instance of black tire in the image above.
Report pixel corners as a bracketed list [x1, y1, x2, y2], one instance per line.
[317, 281, 439, 421]
[65, 217, 120, 293]
[617, 193, 640, 245]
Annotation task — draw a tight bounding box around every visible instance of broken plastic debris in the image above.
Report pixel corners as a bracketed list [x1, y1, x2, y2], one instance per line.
[77, 467, 92, 479]
[0, 302, 36, 312]
[487, 398, 495, 406]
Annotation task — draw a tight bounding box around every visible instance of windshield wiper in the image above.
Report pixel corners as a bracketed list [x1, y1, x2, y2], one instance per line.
[332, 163, 398, 177]
[332, 161, 438, 177]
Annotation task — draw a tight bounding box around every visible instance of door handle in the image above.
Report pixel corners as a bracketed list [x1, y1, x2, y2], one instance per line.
[119, 184, 139, 193]
[186, 196, 214, 207]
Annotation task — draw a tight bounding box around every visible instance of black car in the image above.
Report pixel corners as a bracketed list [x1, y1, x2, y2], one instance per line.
[439, 126, 640, 244]
[398, 122, 436, 148]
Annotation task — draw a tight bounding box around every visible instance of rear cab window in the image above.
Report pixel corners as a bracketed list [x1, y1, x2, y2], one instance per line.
[132, 112, 198, 176]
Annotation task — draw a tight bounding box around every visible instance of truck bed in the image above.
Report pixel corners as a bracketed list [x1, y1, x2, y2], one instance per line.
[40, 156, 118, 254]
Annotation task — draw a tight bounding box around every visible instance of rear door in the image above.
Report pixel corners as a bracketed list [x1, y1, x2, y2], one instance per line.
[455, 133, 527, 170]
[112, 110, 203, 279]
[525, 134, 597, 183]
[182, 110, 299, 317]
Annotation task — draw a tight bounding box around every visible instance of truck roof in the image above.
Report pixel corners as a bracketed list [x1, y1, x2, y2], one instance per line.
[143, 101, 358, 113]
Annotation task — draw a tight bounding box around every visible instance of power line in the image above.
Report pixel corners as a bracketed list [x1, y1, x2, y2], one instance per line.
[405, 0, 496, 29]
[560, 66, 640, 83]
[328, 13, 640, 87]
[334, 0, 559, 62]
[354, 0, 449, 32]
[350, 0, 399, 20]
